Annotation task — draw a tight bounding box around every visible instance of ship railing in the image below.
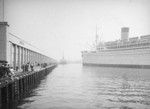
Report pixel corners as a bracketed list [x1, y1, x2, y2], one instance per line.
[140, 35, 150, 40]
[104, 42, 150, 50]
[99, 38, 150, 50]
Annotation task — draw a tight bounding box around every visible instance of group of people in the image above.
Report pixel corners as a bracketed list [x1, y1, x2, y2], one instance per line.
[0, 60, 50, 79]
[0, 61, 14, 79]
[21, 62, 34, 72]
[0, 61, 34, 79]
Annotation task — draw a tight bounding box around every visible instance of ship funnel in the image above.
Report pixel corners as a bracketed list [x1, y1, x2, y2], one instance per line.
[121, 27, 129, 41]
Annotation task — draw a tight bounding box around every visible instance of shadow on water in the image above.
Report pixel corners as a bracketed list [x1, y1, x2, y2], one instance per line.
[0, 73, 50, 109]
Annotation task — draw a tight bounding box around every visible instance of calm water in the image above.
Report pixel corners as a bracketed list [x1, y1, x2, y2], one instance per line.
[17, 64, 150, 109]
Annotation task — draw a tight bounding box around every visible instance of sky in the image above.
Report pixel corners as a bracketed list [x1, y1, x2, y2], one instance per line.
[0, 0, 150, 61]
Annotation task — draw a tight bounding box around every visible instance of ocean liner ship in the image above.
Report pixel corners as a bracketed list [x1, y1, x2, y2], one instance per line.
[82, 27, 150, 68]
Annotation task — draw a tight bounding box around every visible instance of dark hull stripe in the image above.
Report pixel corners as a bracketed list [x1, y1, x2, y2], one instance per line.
[83, 63, 150, 69]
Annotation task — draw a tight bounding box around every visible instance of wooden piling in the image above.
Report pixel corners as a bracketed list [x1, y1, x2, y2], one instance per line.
[8, 83, 14, 102]
[0, 86, 1, 105]
[1, 85, 8, 103]
[0, 65, 57, 107]
[14, 80, 19, 101]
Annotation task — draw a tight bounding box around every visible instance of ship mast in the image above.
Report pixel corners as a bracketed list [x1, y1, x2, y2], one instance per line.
[95, 25, 99, 49]
[62, 51, 65, 60]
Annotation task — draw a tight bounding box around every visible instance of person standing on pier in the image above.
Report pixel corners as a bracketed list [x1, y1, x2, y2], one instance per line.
[21, 64, 25, 72]
[0, 63, 6, 78]
[30, 63, 34, 71]
[25, 63, 29, 72]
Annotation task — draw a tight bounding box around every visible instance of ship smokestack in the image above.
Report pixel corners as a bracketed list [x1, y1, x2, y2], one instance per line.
[121, 27, 129, 41]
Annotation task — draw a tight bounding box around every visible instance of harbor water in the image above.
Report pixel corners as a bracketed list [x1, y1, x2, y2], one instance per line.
[17, 64, 150, 109]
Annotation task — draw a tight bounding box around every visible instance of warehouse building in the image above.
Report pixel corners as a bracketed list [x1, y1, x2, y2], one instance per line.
[0, 22, 55, 70]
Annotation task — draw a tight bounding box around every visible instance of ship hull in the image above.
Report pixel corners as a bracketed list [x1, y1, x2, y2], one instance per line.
[82, 47, 150, 69]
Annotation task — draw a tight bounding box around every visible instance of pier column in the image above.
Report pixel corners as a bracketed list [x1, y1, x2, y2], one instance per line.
[0, 22, 9, 62]
[13, 44, 17, 70]
[24, 48, 26, 64]
[18, 46, 21, 70]
[21, 47, 24, 66]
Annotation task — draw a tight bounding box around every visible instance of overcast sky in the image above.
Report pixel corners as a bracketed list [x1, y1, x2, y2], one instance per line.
[1, 0, 150, 61]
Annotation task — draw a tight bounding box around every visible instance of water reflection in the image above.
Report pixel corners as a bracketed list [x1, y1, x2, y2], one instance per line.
[16, 64, 150, 109]
[0, 75, 50, 109]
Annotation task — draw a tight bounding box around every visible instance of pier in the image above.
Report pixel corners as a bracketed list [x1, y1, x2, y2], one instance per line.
[0, 64, 57, 107]
[0, 21, 57, 108]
